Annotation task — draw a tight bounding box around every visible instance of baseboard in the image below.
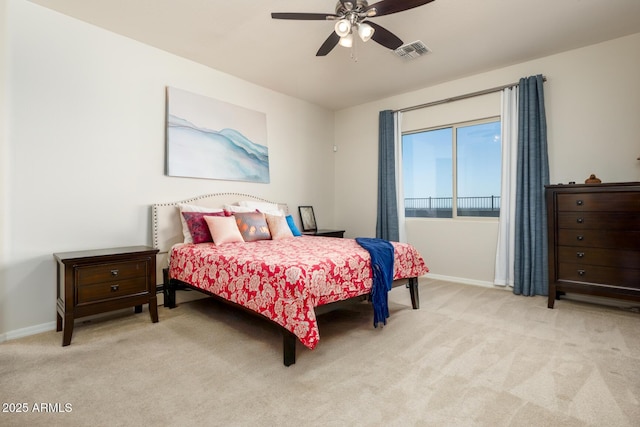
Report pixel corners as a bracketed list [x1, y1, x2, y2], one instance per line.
[0, 321, 57, 344]
[423, 273, 510, 290]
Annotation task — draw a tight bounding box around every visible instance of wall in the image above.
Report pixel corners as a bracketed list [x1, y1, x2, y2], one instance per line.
[334, 33, 640, 285]
[0, 0, 8, 334]
[0, 0, 335, 339]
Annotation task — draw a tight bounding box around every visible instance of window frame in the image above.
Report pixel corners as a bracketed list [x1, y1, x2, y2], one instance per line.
[402, 116, 501, 221]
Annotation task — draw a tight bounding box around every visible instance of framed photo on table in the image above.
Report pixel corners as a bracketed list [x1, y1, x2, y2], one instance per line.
[298, 206, 317, 232]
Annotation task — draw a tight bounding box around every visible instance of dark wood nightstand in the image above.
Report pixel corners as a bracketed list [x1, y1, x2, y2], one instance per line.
[54, 246, 159, 346]
[306, 229, 345, 238]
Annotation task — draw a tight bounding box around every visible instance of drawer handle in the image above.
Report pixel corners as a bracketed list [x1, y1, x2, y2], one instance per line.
[110, 269, 119, 277]
[111, 284, 120, 292]
[576, 199, 584, 206]
[577, 235, 584, 241]
[577, 270, 586, 276]
[576, 217, 584, 224]
[577, 252, 585, 258]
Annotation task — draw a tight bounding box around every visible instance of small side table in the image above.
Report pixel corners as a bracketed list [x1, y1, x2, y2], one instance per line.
[306, 229, 345, 238]
[54, 246, 159, 346]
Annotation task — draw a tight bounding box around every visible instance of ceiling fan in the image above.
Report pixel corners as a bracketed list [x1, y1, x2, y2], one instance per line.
[271, 0, 435, 56]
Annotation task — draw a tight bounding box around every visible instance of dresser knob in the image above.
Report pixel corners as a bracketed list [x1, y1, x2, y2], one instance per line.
[110, 284, 120, 292]
[576, 200, 584, 206]
[110, 269, 119, 277]
[577, 235, 584, 241]
[577, 252, 585, 258]
[576, 217, 584, 224]
[577, 270, 586, 276]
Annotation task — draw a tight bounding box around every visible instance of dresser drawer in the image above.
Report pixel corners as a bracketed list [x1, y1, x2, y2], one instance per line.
[557, 192, 640, 212]
[557, 212, 640, 231]
[557, 246, 640, 269]
[558, 263, 640, 289]
[77, 277, 148, 304]
[557, 229, 640, 250]
[76, 260, 149, 286]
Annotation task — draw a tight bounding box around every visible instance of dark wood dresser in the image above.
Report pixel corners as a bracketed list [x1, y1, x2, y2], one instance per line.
[54, 246, 159, 346]
[545, 182, 640, 308]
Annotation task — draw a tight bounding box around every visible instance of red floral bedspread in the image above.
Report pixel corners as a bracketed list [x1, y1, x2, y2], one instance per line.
[169, 236, 428, 349]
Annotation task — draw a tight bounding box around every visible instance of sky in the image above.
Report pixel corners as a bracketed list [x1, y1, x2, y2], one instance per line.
[402, 121, 502, 199]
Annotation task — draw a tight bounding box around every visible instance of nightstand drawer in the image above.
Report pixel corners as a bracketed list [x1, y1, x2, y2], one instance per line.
[77, 260, 148, 286]
[77, 277, 148, 304]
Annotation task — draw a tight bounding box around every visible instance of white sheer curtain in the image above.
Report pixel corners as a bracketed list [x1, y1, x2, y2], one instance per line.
[494, 86, 519, 286]
[394, 112, 407, 243]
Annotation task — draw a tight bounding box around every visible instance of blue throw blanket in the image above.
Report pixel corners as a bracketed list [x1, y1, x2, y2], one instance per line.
[355, 237, 394, 328]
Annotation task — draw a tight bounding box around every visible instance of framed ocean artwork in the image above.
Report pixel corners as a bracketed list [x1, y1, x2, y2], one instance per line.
[165, 87, 269, 183]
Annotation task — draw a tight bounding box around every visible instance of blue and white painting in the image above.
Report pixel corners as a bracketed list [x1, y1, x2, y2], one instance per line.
[166, 87, 269, 183]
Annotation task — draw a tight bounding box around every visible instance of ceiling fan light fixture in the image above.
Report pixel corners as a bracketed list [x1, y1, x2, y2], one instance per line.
[357, 23, 375, 42]
[338, 33, 353, 48]
[272, 0, 437, 57]
[334, 19, 351, 37]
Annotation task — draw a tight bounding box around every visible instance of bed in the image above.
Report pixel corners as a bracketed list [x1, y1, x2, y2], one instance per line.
[152, 193, 429, 366]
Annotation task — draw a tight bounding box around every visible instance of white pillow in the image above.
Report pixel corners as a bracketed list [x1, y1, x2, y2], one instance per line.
[223, 204, 256, 214]
[238, 200, 283, 216]
[204, 215, 244, 246]
[178, 203, 224, 244]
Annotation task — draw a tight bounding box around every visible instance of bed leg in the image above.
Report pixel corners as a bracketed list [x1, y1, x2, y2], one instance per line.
[408, 277, 420, 309]
[283, 330, 296, 367]
[165, 278, 177, 309]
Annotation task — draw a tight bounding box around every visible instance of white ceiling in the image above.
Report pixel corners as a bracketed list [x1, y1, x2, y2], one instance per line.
[27, 0, 640, 110]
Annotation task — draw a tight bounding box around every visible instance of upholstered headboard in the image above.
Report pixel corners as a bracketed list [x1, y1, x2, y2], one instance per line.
[152, 192, 288, 286]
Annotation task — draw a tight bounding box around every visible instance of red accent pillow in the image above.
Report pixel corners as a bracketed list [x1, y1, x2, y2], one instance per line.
[181, 211, 229, 244]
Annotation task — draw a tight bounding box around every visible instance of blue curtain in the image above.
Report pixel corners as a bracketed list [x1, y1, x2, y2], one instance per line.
[514, 75, 549, 296]
[376, 110, 399, 241]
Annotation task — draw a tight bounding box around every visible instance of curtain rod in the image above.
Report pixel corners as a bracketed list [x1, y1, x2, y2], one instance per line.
[394, 76, 547, 113]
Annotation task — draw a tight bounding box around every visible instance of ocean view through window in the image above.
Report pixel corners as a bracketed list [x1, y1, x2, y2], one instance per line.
[402, 119, 501, 218]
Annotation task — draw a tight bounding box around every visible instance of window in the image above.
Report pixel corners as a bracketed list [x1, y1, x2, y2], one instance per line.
[402, 118, 501, 218]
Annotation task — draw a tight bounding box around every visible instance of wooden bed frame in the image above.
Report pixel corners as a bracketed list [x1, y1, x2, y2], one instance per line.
[152, 193, 420, 366]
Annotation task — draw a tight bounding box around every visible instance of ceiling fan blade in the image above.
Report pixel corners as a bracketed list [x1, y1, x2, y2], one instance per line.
[271, 12, 338, 20]
[367, 21, 403, 50]
[316, 32, 341, 56]
[364, 0, 435, 17]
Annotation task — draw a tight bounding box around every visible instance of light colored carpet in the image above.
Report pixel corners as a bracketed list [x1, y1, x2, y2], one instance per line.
[1, 279, 639, 427]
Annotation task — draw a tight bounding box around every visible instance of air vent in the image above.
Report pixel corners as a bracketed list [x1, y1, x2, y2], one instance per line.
[394, 40, 431, 59]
